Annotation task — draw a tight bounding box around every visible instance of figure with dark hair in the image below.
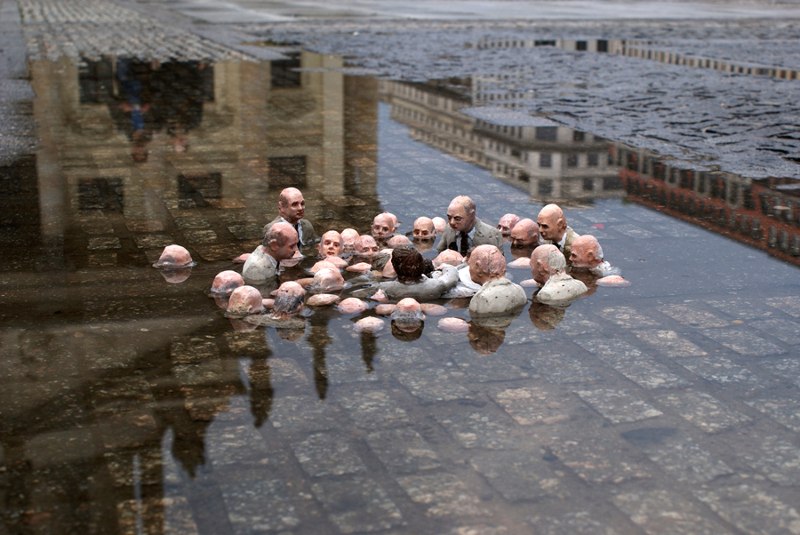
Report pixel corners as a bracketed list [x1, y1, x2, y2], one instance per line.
[367, 246, 458, 301]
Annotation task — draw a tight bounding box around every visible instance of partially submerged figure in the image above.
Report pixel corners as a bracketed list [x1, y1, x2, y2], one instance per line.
[153, 244, 196, 283]
[226, 285, 265, 318]
[371, 246, 458, 301]
[467, 244, 527, 318]
[569, 234, 629, 287]
[497, 213, 520, 237]
[243, 222, 298, 284]
[535, 247, 588, 306]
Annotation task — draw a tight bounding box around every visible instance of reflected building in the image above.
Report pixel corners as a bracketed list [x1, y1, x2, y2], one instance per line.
[379, 78, 621, 203]
[1, 50, 380, 534]
[614, 144, 800, 266]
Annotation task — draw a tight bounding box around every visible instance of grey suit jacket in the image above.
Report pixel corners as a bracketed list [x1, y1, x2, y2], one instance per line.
[436, 217, 503, 253]
[263, 216, 318, 247]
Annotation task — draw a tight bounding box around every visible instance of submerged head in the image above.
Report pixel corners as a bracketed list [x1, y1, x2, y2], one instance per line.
[536, 203, 567, 243]
[497, 213, 520, 237]
[510, 218, 539, 248]
[277, 187, 305, 224]
[227, 285, 264, 318]
[468, 244, 506, 285]
[412, 216, 436, 241]
[570, 234, 604, 269]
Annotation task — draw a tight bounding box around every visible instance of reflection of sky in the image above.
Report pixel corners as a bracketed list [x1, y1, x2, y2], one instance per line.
[376, 101, 800, 299]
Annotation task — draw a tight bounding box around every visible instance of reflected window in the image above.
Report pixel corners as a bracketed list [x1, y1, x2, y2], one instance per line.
[78, 178, 124, 212]
[519, 171, 530, 183]
[179, 172, 221, 208]
[271, 58, 302, 88]
[539, 153, 552, 168]
[597, 40, 609, 53]
[603, 176, 622, 190]
[573, 131, 585, 142]
[576, 41, 588, 51]
[567, 154, 579, 168]
[268, 156, 307, 188]
[539, 180, 553, 196]
[583, 178, 594, 191]
[535, 127, 557, 141]
[587, 153, 599, 167]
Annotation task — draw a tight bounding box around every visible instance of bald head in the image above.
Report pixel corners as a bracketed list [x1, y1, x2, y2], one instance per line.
[531, 244, 560, 285]
[468, 244, 506, 285]
[497, 213, 520, 237]
[537, 203, 567, 243]
[510, 218, 539, 248]
[413, 217, 435, 240]
[447, 195, 477, 233]
[318, 230, 342, 257]
[278, 187, 305, 224]
[372, 212, 397, 241]
[570, 234, 604, 269]
[265, 222, 299, 261]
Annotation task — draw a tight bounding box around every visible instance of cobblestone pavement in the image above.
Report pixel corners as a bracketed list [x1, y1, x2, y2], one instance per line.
[2, 1, 800, 534]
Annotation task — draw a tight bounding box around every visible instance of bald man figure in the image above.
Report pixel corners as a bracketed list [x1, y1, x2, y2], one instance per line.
[263, 187, 318, 247]
[436, 195, 502, 254]
[536, 203, 579, 261]
[468, 244, 527, 317]
[243, 222, 299, 284]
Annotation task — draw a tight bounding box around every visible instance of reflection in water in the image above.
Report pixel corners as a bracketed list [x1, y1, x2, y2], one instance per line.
[615, 144, 800, 267]
[2, 48, 799, 534]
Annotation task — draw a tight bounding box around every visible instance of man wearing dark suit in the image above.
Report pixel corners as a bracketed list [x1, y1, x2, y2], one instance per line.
[436, 195, 503, 254]
[536, 203, 579, 262]
[263, 187, 318, 247]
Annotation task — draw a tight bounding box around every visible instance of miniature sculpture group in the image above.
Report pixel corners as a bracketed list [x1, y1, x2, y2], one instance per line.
[153, 187, 628, 350]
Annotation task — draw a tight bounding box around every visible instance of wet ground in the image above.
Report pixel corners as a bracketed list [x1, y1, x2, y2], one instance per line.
[1, 0, 800, 534]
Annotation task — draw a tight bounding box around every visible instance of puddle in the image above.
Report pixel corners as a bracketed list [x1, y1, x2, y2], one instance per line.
[1, 51, 799, 533]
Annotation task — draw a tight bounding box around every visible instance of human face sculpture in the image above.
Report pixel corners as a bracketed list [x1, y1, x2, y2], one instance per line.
[497, 213, 520, 237]
[269, 224, 299, 261]
[318, 231, 342, 257]
[371, 214, 395, 241]
[354, 235, 380, 258]
[447, 201, 476, 233]
[510, 220, 539, 248]
[278, 188, 305, 224]
[412, 217, 435, 241]
[536, 205, 566, 243]
[569, 240, 593, 269]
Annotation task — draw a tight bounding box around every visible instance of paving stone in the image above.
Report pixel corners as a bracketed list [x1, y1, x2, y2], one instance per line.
[598, 306, 660, 328]
[469, 449, 568, 501]
[311, 476, 405, 533]
[699, 328, 785, 357]
[292, 431, 367, 478]
[269, 394, 343, 437]
[524, 346, 611, 385]
[492, 385, 575, 426]
[622, 427, 734, 484]
[183, 229, 218, 244]
[749, 318, 800, 345]
[612, 489, 729, 535]
[205, 424, 287, 473]
[396, 367, 474, 403]
[574, 338, 688, 389]
[746, 395, 800, 433]
[117, 496, 198, 535]
[227, 223, 264, 240]
[526, 510, 624, 535]
[433, 406, 519, 450]
[453, 351, 530, 382]
[706, 298, 780, 320]
[174, 215, 211, 230]
[323, 348, 381, 384]
[739, 434, 800, 486]
[397, 472, 491, 519]
[654, 390, 751, 433]
[759, 357, 800, 388]
[658, 303, 729, 328]
[365, 427, 441, 474]
[104, 449, 165, 487]
[80, 218, 115, 235]
[133, 233, 175, 249]
[677, 356, 763, 390]
[633, 329, 707, 358]
[574, 388, 663, 424]
[219, 478, 302, 533]
[336, 387, 410, 429]
[87, 236, 122, 250]
[693, 482, 800, 535]
[549, 437, 652, 485]
[765, 296, 800, 317]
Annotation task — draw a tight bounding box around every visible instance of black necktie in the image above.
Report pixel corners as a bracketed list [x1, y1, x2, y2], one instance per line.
[459, 231, 469, 255]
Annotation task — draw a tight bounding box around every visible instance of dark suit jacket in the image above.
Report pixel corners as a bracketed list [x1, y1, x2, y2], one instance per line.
[436, 217, 503, 253]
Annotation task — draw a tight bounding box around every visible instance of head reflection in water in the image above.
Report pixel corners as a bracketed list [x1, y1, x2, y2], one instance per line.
[390, 298, 425, 340]
[468, 323, 505, 354]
